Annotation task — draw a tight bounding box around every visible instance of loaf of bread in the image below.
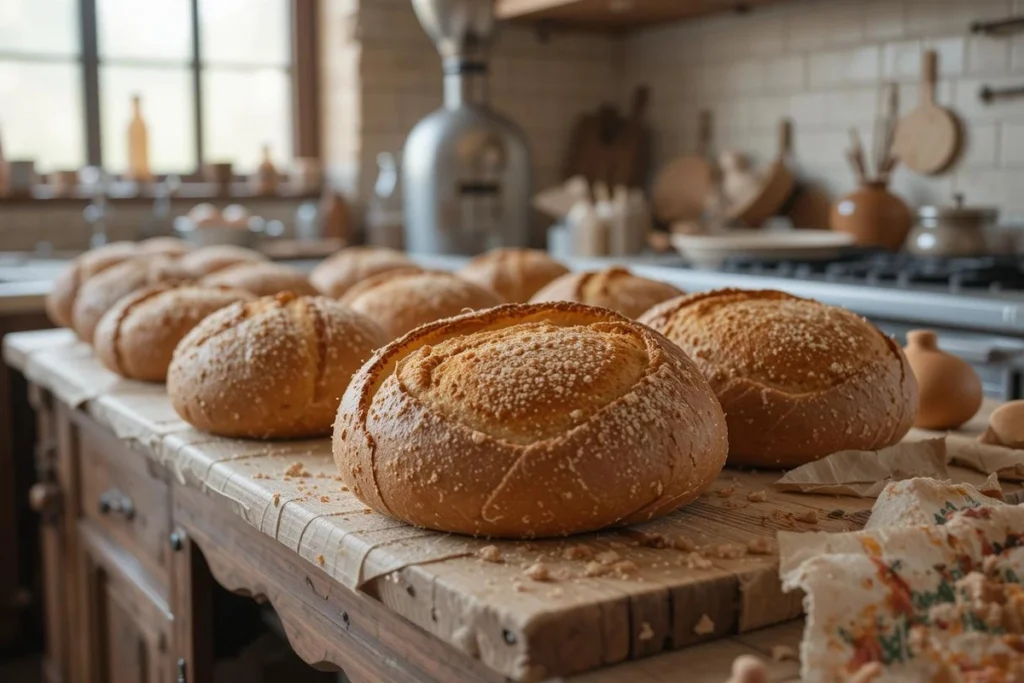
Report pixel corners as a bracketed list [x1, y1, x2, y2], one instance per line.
[94, 284, 254, 381]
[72, 256, 188, 343]
[310, 246, 414, 298]
[199, 262, 318, 297]
[333, 302, 728, 538]
[137, 236, 194, 257]
[169, 293, 385, 438]
[639, 289, 918, 468]
[46, 241, 140, 328]
[177, 244, 267, 278]
[529, 267, 683, 318]
[339, 270, 502, 341]
[458, 248, 570, 303]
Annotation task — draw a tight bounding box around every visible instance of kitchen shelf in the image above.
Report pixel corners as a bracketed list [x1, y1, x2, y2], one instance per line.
[495, 0, 784, 30]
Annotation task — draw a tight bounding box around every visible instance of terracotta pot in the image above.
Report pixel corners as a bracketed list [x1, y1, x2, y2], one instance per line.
[903, 330, 983, 430]
[829, 181, 912, 251]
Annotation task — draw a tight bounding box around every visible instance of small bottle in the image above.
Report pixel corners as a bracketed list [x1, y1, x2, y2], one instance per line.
[252, 143, 278, 195]
[366, 152, 404, 249]
[126, 94, 153, 185]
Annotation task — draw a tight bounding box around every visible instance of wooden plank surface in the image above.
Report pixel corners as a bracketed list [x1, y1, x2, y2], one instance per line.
[5, 329, 1019, 682]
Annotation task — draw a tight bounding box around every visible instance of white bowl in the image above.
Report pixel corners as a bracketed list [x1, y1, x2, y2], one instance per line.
[670, 230, 855, 270]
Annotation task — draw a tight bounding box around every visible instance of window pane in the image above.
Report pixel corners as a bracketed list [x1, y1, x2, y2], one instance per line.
[202, 68, 290, 169]
[97, 0, 191, 62]
[101, 66, 195, 174]
[199, 0, 290, 66]
[0, 61, 84, 170]
[0, 0, 78, 57]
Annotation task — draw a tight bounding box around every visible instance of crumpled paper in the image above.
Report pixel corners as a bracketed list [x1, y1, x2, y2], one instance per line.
[780, 477, 1024, 682]
[773, 439, 948, 498]
[947, 438, 1024, 481]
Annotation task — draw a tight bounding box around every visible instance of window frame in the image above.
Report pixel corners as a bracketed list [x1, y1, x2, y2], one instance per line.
[70, 0, 318, 178]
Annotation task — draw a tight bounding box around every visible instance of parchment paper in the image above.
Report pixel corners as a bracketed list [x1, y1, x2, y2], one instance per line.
[948, 438, 1024, 481]
[773, 439, 948, 498]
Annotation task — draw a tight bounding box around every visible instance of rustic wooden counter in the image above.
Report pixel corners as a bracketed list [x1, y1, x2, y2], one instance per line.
[4, 329, 1011, 683]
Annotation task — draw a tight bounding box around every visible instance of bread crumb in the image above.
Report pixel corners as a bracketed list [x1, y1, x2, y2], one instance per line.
[794, 509, 818, 524]
[284, 462, 311, 478]
[727, 655, 767, 683]
[319, 495, 330, 503]
[512, 581, 526, 592]
[771, 644, 797, 662]
[583, 561, 610, 577]
[315, 554, 324, 566]
[478, 545, 503, 563]
[562, 545, 593, 561]
[638, 621, 654, 641]
[709, 543, 746, 559]
[747, 490, 767, 502]
[252, 472, 272, 480]
[746, 538, 774, 555]
[612, 560, 638, 577]
[672, 535, 697, 552]
[525, 563, 552, 582]
[714, 487, 735, 498]
[470, 431, 486, 444]
[272, 492, 280, 507]
[684, 552, 713, 570]
[636, 532, 668, 548]
[693, 614, 715, 636]
[596, 550, 621, 565]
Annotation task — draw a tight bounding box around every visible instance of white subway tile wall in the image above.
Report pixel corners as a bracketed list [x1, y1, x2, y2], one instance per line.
[620, 0, 1024, 212]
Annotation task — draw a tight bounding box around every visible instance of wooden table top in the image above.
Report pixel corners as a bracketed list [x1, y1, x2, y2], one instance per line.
[4, 329, 1013, 682]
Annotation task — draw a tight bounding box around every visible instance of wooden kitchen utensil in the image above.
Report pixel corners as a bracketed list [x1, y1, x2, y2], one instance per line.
[564, 103, 622, 186]
[652, 110, 713, 223]
[893, 50, 959, 175]
[727, 118, 796, 228]
[608, 85, 650, 189]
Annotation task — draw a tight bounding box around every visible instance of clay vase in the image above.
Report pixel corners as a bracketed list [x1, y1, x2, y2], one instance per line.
[903, 330, 983, 430]
[829, 181, 912, 251]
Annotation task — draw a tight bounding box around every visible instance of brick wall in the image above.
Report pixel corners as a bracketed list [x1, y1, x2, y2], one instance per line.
[621, 0, 1024, 216]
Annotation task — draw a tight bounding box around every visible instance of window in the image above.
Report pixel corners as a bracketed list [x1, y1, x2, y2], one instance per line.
[0, 0, 315, 176]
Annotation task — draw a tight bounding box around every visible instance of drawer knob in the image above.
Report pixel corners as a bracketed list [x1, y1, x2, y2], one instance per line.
[29, 483, 62, 519]
[98, 489, 136, 521]
[169, 531, 184, 552]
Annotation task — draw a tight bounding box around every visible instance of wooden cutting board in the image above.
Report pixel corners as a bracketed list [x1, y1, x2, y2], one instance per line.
[652, 110, 714, 223]
[608, 86, 651, 189]
[893, 49, 959, 175]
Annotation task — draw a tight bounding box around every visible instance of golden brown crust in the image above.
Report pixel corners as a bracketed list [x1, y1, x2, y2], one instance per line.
[199, 262, 318, 297]
[177, 245, 267, 278]
[168, 293, 386, 439]
[332, 301, 728, 538]
[71, 256, 189, 343]
[45, 241, 140, 328]
[338, 269, 503, 341]
[639, 289, 919, 468]
[458, 248, 570, 303]
[529, 267, 683, 318]
[310, 246, 415, 298]
[93, 284, 255, 381]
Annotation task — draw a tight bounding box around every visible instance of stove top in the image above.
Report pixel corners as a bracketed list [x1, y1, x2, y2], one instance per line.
[719, 250, 1024, 295]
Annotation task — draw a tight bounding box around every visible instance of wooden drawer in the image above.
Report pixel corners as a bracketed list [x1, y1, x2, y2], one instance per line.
[77, 420, 171, 588]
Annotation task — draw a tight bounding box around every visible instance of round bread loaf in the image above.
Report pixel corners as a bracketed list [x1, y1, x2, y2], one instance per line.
[72, 256, 188, 343]
[199, 262, 317, 297]
[94, 284, 255, 381]
[339, 269, 502, 341]
[458, 248, 570, 303]
[310, 246, 414, 298]
[169, 293, 386, 438]
[333, 302, 728, 538]
[137, 236, 194, 257]
[178, 245, 267, 278]
[639, 289, 918, 468]
[529, 267, 683, 318]
[45, 241, 140, 328]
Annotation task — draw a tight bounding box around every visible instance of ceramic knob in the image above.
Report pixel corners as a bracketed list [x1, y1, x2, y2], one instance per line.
[903, 330, 983, 430]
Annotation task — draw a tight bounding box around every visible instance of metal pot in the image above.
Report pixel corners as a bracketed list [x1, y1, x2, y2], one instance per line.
[908, 194, 999, 257]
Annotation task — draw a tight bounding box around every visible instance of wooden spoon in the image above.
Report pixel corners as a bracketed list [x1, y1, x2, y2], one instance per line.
[652, 110, 713, 223]
[893, 50, 959, 175]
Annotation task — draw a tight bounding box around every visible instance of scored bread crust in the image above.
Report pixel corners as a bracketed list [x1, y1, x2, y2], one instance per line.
[310, 246, 415, 298]
[45, 241, 140, 328]
[458, 248, 570, 303]
[93, 284, 255, 381]
[71, 256, 189, 343]
[177, 245, 268, 278]
[168, 293, 386, 439]
[639, 289, 919, 468]
[333, 301, 728, 538]
[199, 262, 318, 297]
[529, 267, 683, 319]
[338, 269, 503, 341]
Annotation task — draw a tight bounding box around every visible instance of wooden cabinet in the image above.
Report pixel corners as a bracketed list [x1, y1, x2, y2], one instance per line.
[495, 0, 785, 29]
